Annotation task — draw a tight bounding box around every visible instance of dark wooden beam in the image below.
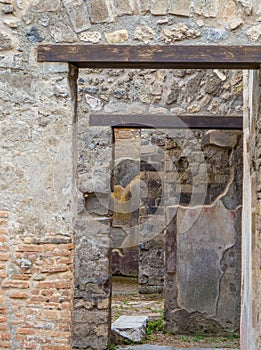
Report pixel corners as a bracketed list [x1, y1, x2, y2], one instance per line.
[37, 45, 261, 69]
[89, 114, 243, 130]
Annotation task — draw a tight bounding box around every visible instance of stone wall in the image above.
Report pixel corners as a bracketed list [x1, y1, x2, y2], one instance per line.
[0, 0, 261, 349]
[77, 64, 243, 334]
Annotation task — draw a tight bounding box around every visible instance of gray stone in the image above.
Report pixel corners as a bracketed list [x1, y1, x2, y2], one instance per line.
[88, 0, 110, 23]
[134, 25, 155, 43]
[139, 0, 149, 14]
[161, 24, 200, 43]
[203, 28, 228, 42]
[246, 24, 261, 41]
[85, 94, 103, 111]
[0, 32, 12, 50]
[31, 0, 61, 12]
[50, 22, 77, 43]
[26, 26, 44, 43]
[237, 0, 253, 15]
[173, 200, 240, 328]
[194, 0, 219, 18]
[229, 17, 243, 30]
[169, 0, 191, 16]
[113, 0, 133, 15]
[111, 315, 148, 343]
[62, 0, 91, 33]
[150, 0, 168, 15]
[2, 4, 14, 13]
[208, 130, 239, 148]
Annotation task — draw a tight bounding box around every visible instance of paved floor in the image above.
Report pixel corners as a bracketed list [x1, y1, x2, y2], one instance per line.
[117, 346, 234, 350]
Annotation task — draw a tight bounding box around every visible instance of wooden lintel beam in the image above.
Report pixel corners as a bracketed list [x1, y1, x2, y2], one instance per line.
[89, 114, 243, 130]
[37, 45, 261, 69]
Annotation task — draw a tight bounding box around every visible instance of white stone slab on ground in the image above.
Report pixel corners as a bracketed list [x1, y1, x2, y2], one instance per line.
[111, 315, 149, 343]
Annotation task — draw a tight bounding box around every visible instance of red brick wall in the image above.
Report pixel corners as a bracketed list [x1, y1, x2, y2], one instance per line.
[0, 211, 74, 350]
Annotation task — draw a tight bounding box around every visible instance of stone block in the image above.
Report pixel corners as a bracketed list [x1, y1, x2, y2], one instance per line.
[31, 0, 61, 12]
[105, 29, 129, 43]
[246, 24, 261, 41]
[169, 0, 191, 16]
[79, 31, 101, 43]
[161, 24, 200, 43]
[111, 315, 148, 343]
[134, 25, 155, 43]
[194, 0, 219, 17]
[209, 130, 238, 148]
[62, 0, 91, 33]
[88, 0, 110, 23]
[113, 0, 133, 15]
[139, 0, 149, 14]
[50, 22, 77, 42]
[150, 0, 168, 15]
[0, 32, 12, 51]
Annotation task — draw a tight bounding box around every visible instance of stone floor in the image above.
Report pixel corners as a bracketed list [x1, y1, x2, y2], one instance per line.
[117, 346, 233, 350]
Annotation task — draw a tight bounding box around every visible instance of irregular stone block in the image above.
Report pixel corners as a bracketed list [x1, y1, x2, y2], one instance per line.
[50, 22, 77, 43]
[113, 0, 133, 15]
[88, 0, 110, 23]
[209, 130, 238, 148]
[31, 0, 61, 12]
[26, 26, 44, 43]
[150, 0, 168, 15]
[169, 0, 191, 16]
[229, 17, 243, 30]
[0, 32, 12, 50]
[246, 24, 261, 41]
[134, 25, 155, 43]
[111, 315, 148, 343]
[79, 31, 101, 43]
[223, 0, 238, 22]
[161, 24, 200, 43]
[139, 0, 149, 14]
[237, 0, 253, 15]
[194, 0, 219, 18]
[62, 0, 91, 33]
[105, 29, 128, 43]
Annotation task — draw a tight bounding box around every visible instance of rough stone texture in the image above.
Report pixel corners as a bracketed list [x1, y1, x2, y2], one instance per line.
[161, 24, 200, 43]
[50, 22, 77, 43]
[0, 32, 12, 50]
[0, 63, 77, 349]
[194, 0, 219, 17]
[88, 0, 110, 23]
[62, 0, 91, 33]
[139, 0, 149, 14]
[150, 0, 168, 15]
[79, 31, 101, 43]
[0, 0, 261, 349]
[246, 24, 261, 41]
[134, 25, 156, 44]
[111, 315, 148, 343]
[169, 0, 191, 16]
[31, 0, 61, 12]
[105, 29, 129, 43]
[113, 0, 133, 15]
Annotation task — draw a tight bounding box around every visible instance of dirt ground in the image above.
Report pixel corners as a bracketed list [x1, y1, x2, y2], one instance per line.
[111, 276, 240, 349]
